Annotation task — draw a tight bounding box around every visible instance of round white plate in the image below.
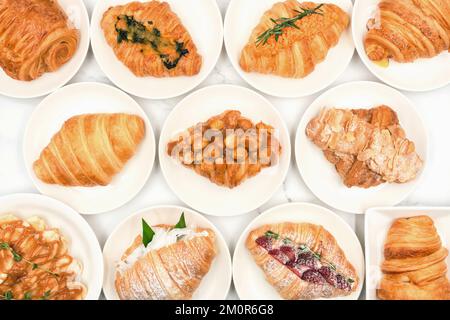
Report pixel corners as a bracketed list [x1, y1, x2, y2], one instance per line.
[90, 0, 223, 100]
[233, 202, 365, 300]
[0, 193, 103, 300]
[0, 0, 90, 99]
[23, 82, 156, 215]
[103, 205, 232, 300]
[295, 81, 428, 214]
[159, 85, 291, 216]
[352, 0, 450, 92]
[224, 0, 355, 98]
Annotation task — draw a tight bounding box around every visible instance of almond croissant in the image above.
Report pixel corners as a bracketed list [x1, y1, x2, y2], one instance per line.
[33, 113, 145, 187]
[364, 0, 450, 64]
[240, 1, 349, 78]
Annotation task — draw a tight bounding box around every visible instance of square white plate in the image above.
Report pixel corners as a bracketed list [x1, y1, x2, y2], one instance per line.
[365, 207, 450, 300]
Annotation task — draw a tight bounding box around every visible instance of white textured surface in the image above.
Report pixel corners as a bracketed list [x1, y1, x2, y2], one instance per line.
[0, 0, 449, 300]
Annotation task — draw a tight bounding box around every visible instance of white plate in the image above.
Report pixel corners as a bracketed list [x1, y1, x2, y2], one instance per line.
[0, 0, 90, 99]
[23, 82, 156, 215]
[295, 81, 428, 214]
[352, 0, 450, 92]
[159, 84, 291, 216]
[224, 0, 355, 98]
[0, 193, 103, 300]
[233, 202, 365, 300]
[90, 0, 223, 99]
[102, 205, 232, 300]
[365, 207, 450, 300]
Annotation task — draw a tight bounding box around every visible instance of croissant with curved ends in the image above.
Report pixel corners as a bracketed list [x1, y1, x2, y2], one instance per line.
[240, 1, 349, 78]
[246, 222, 359, 300]
[364, 0, 450, 64]
[115, 225, 217, 300]
[0, 0, 79, 81]
[33, 113, 145, 187]
[378, 216, 450, 300]
[101, 1, 202, 77]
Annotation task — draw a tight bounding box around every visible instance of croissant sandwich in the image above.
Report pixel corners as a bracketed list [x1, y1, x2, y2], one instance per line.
[240, 1, 349, 78]
[377, 216, 450, 300]
[0, 0, 80, 81]
[167, 110, 282, 189]
[246, 222, 359, 299]
[115, 214, 217, 300]
[33, 113, 146, 187]
[0, 215, 86, 300]
[364, 0, 450, 66]
[101, 1, 202, 77]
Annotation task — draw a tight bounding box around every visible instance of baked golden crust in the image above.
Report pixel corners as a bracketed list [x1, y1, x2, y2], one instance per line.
[114, 226, 216, 300]
[240, 1, 349, 78]
[0, 0, 79, 81]
[246, 222, 359, 300]
[33, 113, 145, 187]
[377, 216, 450, 300]
[101, 1, 202, 77]
[364, 0, 450, 64]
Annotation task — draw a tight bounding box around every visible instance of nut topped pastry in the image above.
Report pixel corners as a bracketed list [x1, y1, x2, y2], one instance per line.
[0, 215, 86, 300]
[246, 222, 359, 299]
[306, 105, 423, 188]
[101, 1, 202, 77]
[240, 1, 349, 78]
[115, 213, 217, 300]
[167, 110, 282, 189]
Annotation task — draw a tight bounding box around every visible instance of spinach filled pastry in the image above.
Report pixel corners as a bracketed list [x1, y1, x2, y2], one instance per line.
[115, 214, 217, 300]
[0, 0, 79, 81]
[246, 222, 359, 299]
[365, 0, 450, 66]
[240, 1, 349, 78]
[33, 113, 145, 187]
[101, 1, 202, 77]
[378, 216, 450, 300]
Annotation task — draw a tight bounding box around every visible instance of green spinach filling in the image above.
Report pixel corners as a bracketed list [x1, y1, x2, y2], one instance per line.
[115, 15, 189, 70]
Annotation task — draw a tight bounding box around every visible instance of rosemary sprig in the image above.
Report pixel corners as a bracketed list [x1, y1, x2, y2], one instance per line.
[0, 242, 59, 277]
[255, 4, 324, 46]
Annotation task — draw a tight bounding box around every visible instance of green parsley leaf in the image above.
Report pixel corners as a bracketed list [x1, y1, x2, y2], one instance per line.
[142, 219, 155, 248]
[173, 212, 186, 229]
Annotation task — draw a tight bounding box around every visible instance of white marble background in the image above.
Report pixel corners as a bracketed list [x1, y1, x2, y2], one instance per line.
[0, 0, 449, 300]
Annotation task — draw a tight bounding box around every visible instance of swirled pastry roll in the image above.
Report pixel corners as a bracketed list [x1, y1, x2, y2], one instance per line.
[101, 1, 202, 77]
[115, 225, 216, 300]
[240, 1, 349, 78]
[0, 0, 79, 81]
[364, 0, 450, 65]
[33, 113, 146, 187]
[246, 222, 359, 300]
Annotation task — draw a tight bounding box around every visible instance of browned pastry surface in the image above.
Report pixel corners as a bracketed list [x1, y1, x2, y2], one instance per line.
[167, 110, 282, 189]
[101, 1, 202, 77]
[0, 0, 79, 81]
[364, 0, 450, 64]
[240, 1, 349, 78]
[377, 216, 450, 300]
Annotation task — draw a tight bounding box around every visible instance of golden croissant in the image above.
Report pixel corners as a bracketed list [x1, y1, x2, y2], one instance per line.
[115, 225, 216, 300]
[101, 1, 202, 77]
[378, 216, 450, 300]
[0, 0, 79, 81]
[33, 113, 145, 187]
[166, 110, 282, 189]
[365, 0, 450, 65]
[240, 1, 349, 78]
[246, 222, 359, 300]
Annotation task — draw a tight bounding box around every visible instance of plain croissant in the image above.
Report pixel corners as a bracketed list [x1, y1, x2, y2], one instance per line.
[364, 0, 450, 64]
[378, 216, 450, 300]
[33, 113, 145, 187]
[115, 225, 216, 300]
[246, 222, 359, 299]
[0, 0, 79, 81]
[240, 1, 349, 78]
